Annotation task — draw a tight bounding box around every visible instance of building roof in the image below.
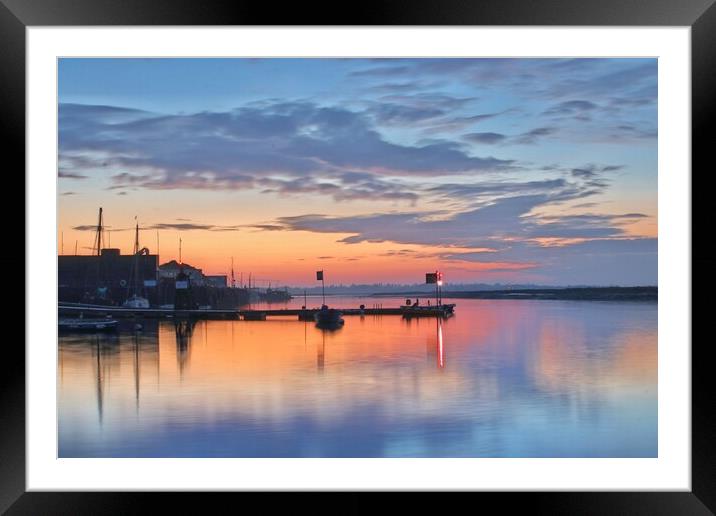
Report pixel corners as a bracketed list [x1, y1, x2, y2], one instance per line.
[159, 260, 202, 274]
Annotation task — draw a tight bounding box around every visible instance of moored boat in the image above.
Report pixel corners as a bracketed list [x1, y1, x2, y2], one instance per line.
[315, 305, 344, 328]
[401, 303, 456, 318]
[58, 317, 119, 332]
[123, 294, 150, 308]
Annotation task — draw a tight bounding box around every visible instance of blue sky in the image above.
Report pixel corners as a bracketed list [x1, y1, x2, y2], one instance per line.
[58, 58, 657, 286]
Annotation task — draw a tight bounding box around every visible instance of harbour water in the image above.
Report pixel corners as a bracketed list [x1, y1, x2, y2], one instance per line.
[58, 297, 657, 457]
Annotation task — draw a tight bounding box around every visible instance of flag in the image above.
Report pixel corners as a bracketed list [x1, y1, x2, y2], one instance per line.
[426, 272, 438, 284]
[316, 271, 323, 281]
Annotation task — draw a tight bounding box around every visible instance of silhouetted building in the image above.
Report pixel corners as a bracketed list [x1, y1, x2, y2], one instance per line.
[58, 248, 158, 304]
[205, 275, 228, 288]
[158, 260, 206, 285]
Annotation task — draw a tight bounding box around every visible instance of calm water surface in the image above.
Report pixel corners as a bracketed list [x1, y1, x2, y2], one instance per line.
[58, 297, 657, 457]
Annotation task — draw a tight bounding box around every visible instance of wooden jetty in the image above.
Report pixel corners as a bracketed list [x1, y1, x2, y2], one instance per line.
[58, 302, 455, 321]
[400, 303, 456, 318]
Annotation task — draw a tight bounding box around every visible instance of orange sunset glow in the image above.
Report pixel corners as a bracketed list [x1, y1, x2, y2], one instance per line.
[58, 58, 657, 286]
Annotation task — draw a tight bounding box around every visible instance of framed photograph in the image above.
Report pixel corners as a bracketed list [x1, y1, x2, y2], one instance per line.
[6, 0, 713, 512]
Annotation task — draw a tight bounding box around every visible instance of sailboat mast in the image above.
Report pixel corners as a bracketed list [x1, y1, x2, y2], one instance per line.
[93, 207, 104, 256]
[132, 221, 141, 297]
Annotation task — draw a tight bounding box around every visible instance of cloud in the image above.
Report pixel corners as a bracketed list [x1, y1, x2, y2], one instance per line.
[463, 127, 558, 146]
[512, 127, 558, 145]
[570, 164, 623, 178]
[428, 179, 569, 200]
[442, 237, 657, 285]
[423, 112, 502, 134]
[261, 184, 651, 270]
[614, 213, 648, 218]
[59, 103, 154, 123]
[350, 59, 656, 105]
[377, 93, 474, 111]
[366, 103, 445, 124]
[258, 173, 420, 203]
[60, 101, 517, 199]
[543, 100, 598, 116]
[148, 223, 242, 232]
[72, 222, 242, 232]
[257, 200, 656, 284]
[364, 93, 475, 126]
[463, 132, 507, 144]
[58, 171, 88, 179]
[249, 224, 286, 231]
[612, 124, 658, 139]
[349, 65, 412, 78]
[364, 82, 425, 93]
[270, 193, 617, 247]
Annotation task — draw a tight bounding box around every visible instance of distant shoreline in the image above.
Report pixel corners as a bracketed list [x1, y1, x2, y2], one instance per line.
[371, 286, 658, 302]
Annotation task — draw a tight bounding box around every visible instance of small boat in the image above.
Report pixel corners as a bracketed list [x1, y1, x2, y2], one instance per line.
[59, 317, 118, 332]
[315, 305, 344, 328]
[123, 294, 150, 308]
[260, 288, 293, 303]
[401, 303, 456, 319]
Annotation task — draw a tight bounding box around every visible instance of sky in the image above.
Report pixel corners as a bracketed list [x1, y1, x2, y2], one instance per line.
[57, 58, 657, 286]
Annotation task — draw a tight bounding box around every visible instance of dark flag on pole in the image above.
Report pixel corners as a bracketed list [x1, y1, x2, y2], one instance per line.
[426, 272, 438, 284]
[316, 271, 324, 281]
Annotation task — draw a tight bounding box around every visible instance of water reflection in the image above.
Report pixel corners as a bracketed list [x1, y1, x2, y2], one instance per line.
[58, 299, 657, 458]
[317, 328, 325, 372]
[437, 318, 445, 369]
[174, 319, 196, 375]
[424, 318, 446, 369]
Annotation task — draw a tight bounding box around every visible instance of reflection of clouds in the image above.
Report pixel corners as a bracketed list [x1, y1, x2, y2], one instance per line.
[58, 300, 657, 457]
[530, 317, 657, 395]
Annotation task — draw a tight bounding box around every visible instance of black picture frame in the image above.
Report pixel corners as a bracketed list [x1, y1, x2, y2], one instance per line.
[4, 0, 714, 513]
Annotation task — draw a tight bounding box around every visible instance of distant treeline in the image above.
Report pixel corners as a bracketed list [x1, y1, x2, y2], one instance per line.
[289, 283, 658, 300]
[288, 282, 651, 295]
[377, 286, 658, 301]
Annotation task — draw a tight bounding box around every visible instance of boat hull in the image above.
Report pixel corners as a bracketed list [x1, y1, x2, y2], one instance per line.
[315, 308, 344, 329]
[123, 296, 150, 308]
[58, 318, 119, 332]
[401, 304, 456, 318]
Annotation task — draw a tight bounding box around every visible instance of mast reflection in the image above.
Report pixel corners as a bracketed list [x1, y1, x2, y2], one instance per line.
[317, 329, 325, 372]
[174, 319, 196, 375]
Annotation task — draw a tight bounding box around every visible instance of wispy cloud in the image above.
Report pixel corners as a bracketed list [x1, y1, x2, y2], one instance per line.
[58, 171, 88, 179]
[60, 100, 517, 200]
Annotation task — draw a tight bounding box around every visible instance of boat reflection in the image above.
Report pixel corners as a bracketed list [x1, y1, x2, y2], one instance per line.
[175, 319, 196, 375]
[317, 329, 325, 372]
